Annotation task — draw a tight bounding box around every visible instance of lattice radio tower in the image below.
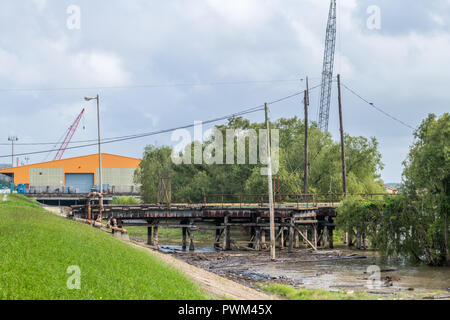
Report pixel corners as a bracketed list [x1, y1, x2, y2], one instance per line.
[318, 0, 337, 132]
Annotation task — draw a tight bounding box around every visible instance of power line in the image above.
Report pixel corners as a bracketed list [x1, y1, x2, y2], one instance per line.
[0, 78, 305, 93]
[0, 90, 304, 159]
[342, 83, 415, 130]
[0, 85, 322, 147]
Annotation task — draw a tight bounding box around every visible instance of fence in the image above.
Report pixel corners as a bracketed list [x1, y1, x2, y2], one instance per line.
[204, 193, 394, 209]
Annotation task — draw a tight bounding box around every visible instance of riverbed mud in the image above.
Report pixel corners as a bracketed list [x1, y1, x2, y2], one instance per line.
[169, 248, 450, 300]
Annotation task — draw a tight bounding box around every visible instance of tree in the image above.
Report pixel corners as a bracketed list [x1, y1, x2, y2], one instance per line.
[337, 113, 449, 266]
[135, 116, 385, 206]
[402, 113, 449, 264]
[134, 146, 173, 203]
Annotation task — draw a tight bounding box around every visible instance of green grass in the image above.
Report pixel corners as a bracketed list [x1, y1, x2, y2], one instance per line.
[263, 284, 378, 300]
[0, 194, 209, 300]
[110, 196, 140, 205]
[127, 225, 215, 244]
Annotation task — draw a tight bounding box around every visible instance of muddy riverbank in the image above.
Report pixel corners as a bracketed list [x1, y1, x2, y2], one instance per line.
[123, 225, 450, 299]
[164, 246, 450, 300]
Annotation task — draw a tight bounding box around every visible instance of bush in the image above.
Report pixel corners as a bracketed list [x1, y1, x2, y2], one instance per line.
[110, 196, 140, 205]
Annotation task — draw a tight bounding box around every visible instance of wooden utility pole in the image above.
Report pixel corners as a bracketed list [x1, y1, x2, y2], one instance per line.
[265, 103, 276, 261]
[304, 77, 309, 196]
[337, 74, 347, 195]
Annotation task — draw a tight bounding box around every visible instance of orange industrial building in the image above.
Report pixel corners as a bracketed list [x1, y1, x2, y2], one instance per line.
[0, 153, 141, 193]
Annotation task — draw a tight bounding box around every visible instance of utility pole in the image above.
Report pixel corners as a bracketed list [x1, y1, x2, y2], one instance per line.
[8, 136, 18, 167]
[337, 74, 347, 195]
[304, 77, 309, 196]
[84, 95, 103, 209]
[96, 94, 102, 202]
[265, 103, 276, 261]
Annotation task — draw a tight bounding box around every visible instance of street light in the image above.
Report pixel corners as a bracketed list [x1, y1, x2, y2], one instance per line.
[84, 95, 103, 204]
[8, 136, 18, 168]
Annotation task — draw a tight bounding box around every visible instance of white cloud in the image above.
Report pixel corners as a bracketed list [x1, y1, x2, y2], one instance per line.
[0, 37, 130, 88]
[32, 0, 47, 12]
[429, 12, 445, 26]
[0, 0, 449, 181]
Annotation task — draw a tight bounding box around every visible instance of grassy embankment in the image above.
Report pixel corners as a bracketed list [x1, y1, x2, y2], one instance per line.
[0, 194, 209, 300]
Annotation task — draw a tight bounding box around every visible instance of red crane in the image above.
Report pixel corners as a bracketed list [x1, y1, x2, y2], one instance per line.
[53, 108, 85, 161]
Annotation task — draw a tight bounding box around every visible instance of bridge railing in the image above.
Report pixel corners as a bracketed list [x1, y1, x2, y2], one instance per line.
[204, 193, 319, 209]
[204, 193, 396, 209]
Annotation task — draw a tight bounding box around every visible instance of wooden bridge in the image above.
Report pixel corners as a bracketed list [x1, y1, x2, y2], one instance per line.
[70, 194, 343, 251]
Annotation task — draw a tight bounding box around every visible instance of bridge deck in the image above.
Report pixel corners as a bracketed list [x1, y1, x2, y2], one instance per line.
[70, 203, 337, 251]
[70, 203, 337, 220]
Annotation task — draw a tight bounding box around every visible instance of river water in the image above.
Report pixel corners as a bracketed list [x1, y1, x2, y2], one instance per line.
[264, 254, 450, 293]
[160, 244, 450, 299]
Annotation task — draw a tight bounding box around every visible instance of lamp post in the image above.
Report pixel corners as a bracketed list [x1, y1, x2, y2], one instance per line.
[84, 95, 103, 204]
[8, 136, 18, 167]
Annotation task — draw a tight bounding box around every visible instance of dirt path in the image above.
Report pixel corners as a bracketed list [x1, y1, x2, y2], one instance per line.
[130, 242, 275, 300]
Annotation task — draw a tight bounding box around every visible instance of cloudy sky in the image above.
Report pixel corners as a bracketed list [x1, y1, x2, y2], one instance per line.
[0, 0, 449, 182]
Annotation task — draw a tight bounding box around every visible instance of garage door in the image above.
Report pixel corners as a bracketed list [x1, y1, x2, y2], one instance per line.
[65, 173, 94, 193]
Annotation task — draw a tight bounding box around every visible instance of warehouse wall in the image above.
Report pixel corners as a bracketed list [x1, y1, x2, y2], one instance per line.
[96, 168, 140, 193]
[0, 153, 141, 185]
[96, 168, 137, 186]
[30, 168, 63, 187]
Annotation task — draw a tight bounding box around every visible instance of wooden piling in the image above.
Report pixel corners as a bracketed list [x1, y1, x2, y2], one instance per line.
[288, 221, 294, 253]
[182, 227, 187, 250]
[255, 227, 261, 251]
[223, 215, 231, 251]
[313, 225, 318, 248]
[189, 229, 195, 251]
[328, 227, 334, 249]
[147, 226, 153, 245]
[261, 229, 266, 249]
[214, 228, 221, 248]
[153, 226, 159, 247]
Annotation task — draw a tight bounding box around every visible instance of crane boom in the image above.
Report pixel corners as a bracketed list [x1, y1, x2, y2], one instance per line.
[318, 0, 337, 132]
[53, 108, 85, 161]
